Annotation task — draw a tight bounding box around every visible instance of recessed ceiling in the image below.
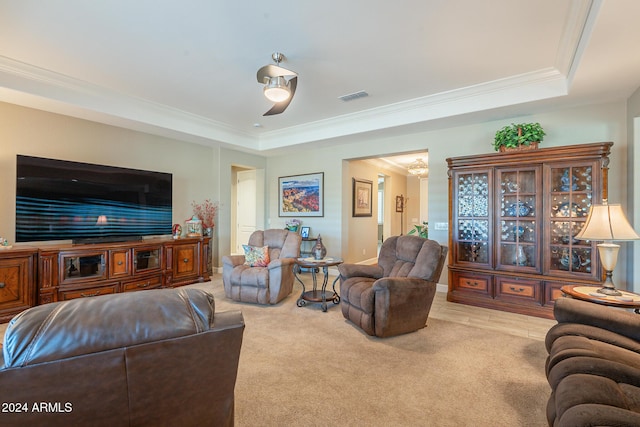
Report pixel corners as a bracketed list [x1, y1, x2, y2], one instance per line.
[0, 1, 639, 154]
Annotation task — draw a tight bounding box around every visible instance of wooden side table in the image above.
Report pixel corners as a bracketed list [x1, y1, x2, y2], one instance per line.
[561, 285, 640, 313]
[294, 257, 342, 312]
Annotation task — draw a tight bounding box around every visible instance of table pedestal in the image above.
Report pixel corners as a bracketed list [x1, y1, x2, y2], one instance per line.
[294, 258, 342, 312]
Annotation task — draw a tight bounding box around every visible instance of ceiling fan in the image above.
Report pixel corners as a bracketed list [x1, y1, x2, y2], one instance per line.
[256, 52, 298, 116]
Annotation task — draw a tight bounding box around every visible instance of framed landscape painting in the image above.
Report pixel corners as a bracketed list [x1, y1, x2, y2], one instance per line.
[279, 172, 324, 217]
[352, 178, 373, 217]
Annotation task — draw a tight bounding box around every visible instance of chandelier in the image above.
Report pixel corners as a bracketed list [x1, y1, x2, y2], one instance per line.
[407, 158, 428, 177]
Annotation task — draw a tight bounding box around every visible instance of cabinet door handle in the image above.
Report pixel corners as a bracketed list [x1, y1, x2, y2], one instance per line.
[118, 260, 124, 265]
[183, 258, 189, 263]
[0, 282, 5, 288]
[80, 290, 101, 298]
[509, 286, 525, 293]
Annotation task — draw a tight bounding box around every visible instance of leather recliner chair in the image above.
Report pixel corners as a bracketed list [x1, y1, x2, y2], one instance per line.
[338, 235, 447, 338]
[0, 288, 244, 427]
[222, 229, 302, 305]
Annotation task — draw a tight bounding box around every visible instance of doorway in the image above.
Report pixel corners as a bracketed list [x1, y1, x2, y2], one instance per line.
[231, 166, 265, 255]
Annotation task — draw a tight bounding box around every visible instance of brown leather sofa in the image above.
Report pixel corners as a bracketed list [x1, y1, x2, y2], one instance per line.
[0, 288, 244, 427]
[338, 235, 447, 337]
[545, 296, 640, 426]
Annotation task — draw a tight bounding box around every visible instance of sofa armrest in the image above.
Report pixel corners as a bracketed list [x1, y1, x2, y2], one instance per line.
[338, 263, 383, 280]
[371, 277, 438, 338]
[268, 257, 297, 270]
[554, 297, 640, 342]
[222, 255, 245, 268]
[211, 310, 245, 331]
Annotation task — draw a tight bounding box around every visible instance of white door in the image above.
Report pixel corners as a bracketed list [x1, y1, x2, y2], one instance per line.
[236, 169, 257, 253]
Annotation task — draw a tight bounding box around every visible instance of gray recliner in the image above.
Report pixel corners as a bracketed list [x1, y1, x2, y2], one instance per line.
[222, 229, 302, 305]
[338, 235, 447, 337]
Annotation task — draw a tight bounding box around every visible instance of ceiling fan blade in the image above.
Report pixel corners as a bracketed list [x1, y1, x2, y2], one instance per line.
[257, 64, 297, 83]
[263, 76, 297, 116]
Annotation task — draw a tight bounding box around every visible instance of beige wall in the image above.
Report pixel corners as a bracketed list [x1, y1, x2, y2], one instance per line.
[0, 98, 636, 288]
[265, 100, 631, 286]
[0, 102, 220, 246]
[627, 87, 640, 289]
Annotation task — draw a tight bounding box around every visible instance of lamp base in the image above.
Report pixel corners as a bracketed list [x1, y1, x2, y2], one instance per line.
[597, 269, 622, 296]
[596, 286, 622, 296]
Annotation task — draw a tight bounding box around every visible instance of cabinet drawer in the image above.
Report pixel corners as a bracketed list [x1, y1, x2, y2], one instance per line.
[59, 283, 119, 301]
[458, 277, 488, 291]
[453, 273, 491, 294]
[495, 277, 541, 303]
[122, 275, 163, 292]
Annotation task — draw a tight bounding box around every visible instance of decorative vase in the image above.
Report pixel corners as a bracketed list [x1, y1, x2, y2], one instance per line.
[513, 245, 527, 266]
[313, 234, 327, 260]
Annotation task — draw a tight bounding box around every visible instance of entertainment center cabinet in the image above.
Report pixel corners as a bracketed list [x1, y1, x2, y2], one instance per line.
[0, 236, 210, 321]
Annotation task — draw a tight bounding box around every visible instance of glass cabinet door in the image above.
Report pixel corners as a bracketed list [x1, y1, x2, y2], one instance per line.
[496, 168, 539, 271]
[133, 247, 161, 273]
[454, 171, 491, 266]
[62, 252, 107, 282]
[548, 165, 594, 276]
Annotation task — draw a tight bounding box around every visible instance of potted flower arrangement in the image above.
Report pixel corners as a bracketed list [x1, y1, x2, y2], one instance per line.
[285, 218, 301, 232]
[191, 199, 218, 236]
[493, 122, 545, 152]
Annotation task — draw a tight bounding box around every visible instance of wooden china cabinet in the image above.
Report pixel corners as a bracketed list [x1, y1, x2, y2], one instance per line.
[447, 142, 612, 318]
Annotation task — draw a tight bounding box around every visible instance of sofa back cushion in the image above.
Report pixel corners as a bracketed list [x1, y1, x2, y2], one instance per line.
[248, 229, 301, 261]
[2, 288, 215, 368]
[378, 235, 445, 281]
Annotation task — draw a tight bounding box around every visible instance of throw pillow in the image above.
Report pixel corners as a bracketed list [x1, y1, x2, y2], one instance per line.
[243, 245, 270, 267]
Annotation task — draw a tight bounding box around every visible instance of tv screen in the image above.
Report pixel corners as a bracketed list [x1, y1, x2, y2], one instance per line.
[16, 155, 172, 243]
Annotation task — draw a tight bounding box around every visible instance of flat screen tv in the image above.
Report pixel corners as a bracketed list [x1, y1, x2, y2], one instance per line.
[16, 155, 172, 243]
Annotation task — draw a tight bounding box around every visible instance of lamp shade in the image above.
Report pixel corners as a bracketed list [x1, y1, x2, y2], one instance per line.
[575, 203, 640, 241]
[263, 76, 291, 102]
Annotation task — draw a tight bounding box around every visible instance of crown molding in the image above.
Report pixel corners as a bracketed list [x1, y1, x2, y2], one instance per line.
[0, 56, 259, 149]
[257, 67, 568, 150]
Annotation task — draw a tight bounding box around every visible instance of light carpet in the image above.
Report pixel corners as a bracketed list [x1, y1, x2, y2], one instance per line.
[188, 277, 550, 427]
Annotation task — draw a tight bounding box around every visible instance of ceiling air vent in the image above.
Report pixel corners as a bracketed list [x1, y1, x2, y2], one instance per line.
[338, 90, 369, 102]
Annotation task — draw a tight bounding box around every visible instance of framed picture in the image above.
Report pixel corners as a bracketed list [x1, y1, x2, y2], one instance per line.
[352, 178, 373, 217]
[279, 172, 324, 217]
[300, 226, 310, 239]
[396, 195, 405, 213]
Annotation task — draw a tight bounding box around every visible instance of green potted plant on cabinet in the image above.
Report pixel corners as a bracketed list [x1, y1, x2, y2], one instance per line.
[493, 122, 546, 152]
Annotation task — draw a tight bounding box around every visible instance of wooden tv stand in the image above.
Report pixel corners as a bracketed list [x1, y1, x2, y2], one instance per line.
[37, 236, 210, 305]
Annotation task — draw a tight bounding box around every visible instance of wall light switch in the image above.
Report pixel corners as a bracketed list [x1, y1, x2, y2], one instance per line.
[434, 222, 449, 231]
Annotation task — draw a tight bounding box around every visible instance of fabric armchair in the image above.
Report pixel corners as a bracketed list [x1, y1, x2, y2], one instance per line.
[338, 235, 447, 338]
[223, 229, 302, 305]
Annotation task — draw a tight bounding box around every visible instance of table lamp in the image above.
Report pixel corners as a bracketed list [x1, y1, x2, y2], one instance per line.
[575, 201, 640, 295]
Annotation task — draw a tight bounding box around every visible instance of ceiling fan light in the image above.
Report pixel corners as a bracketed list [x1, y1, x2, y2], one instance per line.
[264, 76, 291, 102]
[408, 158, 428, 177]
